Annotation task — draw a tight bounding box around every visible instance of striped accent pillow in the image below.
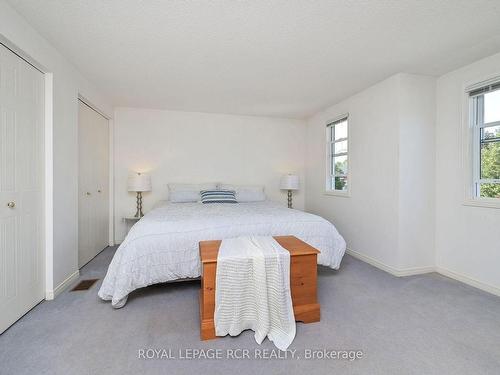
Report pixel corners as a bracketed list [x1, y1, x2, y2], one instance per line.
[200, 190, 237, 204]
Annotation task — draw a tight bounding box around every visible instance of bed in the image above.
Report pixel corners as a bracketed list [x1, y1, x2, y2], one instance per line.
[98, 201, 346, 308]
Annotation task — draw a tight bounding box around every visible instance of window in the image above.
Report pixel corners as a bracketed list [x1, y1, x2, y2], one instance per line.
[326, 115, 349, 193]
[469, 83, 500, 199]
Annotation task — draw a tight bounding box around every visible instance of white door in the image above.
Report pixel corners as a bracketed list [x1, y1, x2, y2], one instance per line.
[94, 109, 109, 253]
[0, 44, 45, 334]
[78, 100, 109, 268]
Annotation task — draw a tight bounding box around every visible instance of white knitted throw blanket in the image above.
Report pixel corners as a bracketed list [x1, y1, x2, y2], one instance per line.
[214, 236, 296, 350]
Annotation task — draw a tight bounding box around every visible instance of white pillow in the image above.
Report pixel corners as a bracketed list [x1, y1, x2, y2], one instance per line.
[219, 184, 266, 202]
[168, 183, 218, 202]
[169, 190, 200, 203]
[168, 183, 218, 191]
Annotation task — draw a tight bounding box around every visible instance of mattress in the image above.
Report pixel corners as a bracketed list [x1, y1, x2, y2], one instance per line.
[98, 201, 346, 308]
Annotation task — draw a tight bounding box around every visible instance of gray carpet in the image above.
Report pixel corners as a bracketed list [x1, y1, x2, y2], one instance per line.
[1, 247, 500, 375]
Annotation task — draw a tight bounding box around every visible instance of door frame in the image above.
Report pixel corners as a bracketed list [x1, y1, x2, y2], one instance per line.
[0, 34, 53, 300]
[77, 95, 114, 249]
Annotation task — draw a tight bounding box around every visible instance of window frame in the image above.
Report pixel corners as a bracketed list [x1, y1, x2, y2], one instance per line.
[463, 77, 500, 208]
[325, 114, 350, 197]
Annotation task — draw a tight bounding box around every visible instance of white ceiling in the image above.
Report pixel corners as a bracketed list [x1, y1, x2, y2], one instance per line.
[8, 0, 500, 119]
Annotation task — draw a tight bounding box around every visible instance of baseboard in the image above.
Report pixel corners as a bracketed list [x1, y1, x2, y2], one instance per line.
[346, 248, 500, 298]
[436, 266, 500, 297]
[346, 249, 435, 277]
[45, 269, 80, 300]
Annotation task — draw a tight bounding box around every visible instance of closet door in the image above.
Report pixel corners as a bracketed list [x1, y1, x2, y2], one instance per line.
[78, 100, 109, 268]
[78, 101, 93, 267]
[94, 107, 109, 252]
[0, 44, 44, 334]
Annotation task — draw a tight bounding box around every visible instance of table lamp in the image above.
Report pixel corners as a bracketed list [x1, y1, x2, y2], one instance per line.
[280, 174, 299, 208]
[128, 172, 152, 217]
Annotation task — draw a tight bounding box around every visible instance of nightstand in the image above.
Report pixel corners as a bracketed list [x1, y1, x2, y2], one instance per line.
[123, 216, 141, 235]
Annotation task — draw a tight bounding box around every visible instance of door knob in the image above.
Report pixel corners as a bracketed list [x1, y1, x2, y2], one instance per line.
[97, 189, 102, 193]
[86, 192, 91, 196]
[7, 201, 15, 208]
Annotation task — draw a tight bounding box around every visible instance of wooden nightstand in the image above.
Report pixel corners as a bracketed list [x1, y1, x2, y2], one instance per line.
[123, 216, 141, 235]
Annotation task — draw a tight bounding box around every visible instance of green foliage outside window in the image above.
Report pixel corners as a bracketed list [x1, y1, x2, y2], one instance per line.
[334, 159, 348, 190]
[480, 127, 500, 198]
[480, 141, 500, 198]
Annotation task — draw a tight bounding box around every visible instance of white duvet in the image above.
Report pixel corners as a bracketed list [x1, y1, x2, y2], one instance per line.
[98, 201, 346, 308]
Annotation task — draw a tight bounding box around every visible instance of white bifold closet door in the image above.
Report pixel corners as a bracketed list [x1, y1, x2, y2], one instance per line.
[78, 100, 109, 268]
[0, 44, 44, 334]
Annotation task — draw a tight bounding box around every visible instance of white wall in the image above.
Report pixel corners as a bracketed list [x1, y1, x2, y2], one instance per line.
[435, 52, 500, 294]
[114, 108, 306, 242]
[397, 74, 436, 270]
[306, 73, 436, 273]
[306, 75, 401, 268]
[0, 0, 112, 295]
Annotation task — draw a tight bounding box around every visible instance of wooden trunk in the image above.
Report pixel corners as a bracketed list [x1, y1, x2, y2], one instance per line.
[199, 235, 320, 340]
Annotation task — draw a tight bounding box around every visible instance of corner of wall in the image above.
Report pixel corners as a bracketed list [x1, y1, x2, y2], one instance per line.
[396, 73, 437, 270]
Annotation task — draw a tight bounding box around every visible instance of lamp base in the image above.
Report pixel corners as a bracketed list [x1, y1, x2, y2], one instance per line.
[134, 191, 144, 217]
[287, 190, 293, 209]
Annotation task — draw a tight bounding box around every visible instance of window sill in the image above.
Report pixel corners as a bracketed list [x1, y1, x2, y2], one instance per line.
[324, 190, 351, 198]
[462, 198, 500, 209]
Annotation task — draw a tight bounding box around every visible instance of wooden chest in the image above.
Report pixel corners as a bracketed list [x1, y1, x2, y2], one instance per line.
[199, 235, 320, 340]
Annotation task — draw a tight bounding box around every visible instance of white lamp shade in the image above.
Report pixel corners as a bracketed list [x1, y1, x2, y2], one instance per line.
[127, 172, 152, 192]
[280, 174, 299, 190]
